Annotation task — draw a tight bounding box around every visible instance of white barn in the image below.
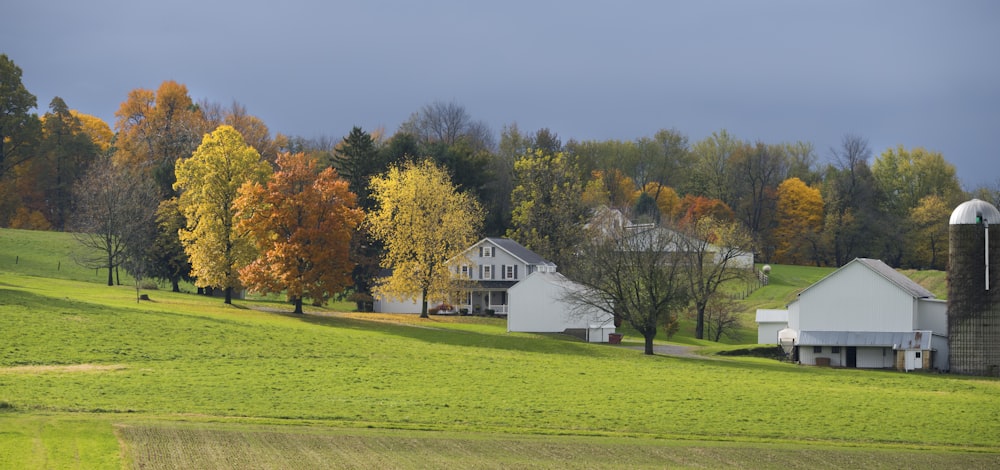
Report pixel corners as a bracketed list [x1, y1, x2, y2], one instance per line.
[507, 271, 615, 342]
[759, 258, 948, 371]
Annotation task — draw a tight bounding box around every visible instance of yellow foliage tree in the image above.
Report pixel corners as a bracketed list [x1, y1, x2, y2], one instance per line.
[367, 159, 483, 317]
[773, 177, 824, 265]
[908, 194, 951, 270]
[70, 110, 113, 152]
[633, 182, 681, 221]
[174, 125, 272, 304]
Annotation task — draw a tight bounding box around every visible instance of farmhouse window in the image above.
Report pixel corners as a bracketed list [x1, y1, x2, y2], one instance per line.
[505, 265, 516, 279]
[481, 246, 494, 257]
[813, 346, 822, 353]
[460, 265, 470, 278]
[484, 265, 493, 279]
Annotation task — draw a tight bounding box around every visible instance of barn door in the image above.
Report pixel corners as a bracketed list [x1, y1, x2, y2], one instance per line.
[846, 347, 857, 368]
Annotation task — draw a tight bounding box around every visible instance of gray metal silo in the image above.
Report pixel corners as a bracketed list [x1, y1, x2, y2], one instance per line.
[948, 198, 1000, 375]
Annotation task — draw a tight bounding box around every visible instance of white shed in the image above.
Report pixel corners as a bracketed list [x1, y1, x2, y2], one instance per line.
[507, 272, 614, 342]
[755, 309, 789, 344]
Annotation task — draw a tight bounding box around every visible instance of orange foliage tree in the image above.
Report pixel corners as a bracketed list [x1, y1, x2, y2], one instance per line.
[235, 152, 363, 314]
[677, 194, 734, 226]
[114, 81, 205, 197]
[773, 177, 824, 265]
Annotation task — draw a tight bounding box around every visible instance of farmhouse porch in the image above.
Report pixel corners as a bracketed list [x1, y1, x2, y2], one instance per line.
[456, 281, 515, 316]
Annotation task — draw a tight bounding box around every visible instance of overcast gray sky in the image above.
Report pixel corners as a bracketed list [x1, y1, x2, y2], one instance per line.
[4, 0, 998, 187]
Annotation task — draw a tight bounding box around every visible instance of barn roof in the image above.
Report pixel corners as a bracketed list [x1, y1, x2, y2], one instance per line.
[796, 258, 934, 300]
[798, 330, 934, 350]
[755, 309, 788, 323]
[854, 258, 935, 299]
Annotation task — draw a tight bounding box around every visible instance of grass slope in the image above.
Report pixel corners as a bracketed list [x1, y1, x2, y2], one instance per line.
[0, 229, 989, 468]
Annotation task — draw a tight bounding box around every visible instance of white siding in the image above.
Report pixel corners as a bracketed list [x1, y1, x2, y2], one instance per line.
[857, 347, 894, 368]
[464, 240, 530, 281]
[917, 299, 947, 334]
[797, 262, 916, 332]
[507, 272, 612, 335]
[373, 296, 423, 314]
[756, 309, 788, 344]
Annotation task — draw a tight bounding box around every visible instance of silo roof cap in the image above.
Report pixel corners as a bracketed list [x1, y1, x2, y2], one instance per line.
[950, 198, 1000, 225]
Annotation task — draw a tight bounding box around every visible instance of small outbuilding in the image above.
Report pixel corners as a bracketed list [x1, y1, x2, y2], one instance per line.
[507, 271, 615, 342]
[755, 309, 789, 344]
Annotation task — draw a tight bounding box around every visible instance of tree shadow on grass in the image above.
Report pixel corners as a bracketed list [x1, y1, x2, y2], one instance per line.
[280, 310, 608, 358]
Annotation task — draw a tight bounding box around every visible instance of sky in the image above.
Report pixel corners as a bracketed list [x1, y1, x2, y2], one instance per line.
[4, 1, 999, 188]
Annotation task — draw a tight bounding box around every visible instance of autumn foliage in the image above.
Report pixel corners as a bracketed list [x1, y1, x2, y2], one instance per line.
[236, 153, 363, 313]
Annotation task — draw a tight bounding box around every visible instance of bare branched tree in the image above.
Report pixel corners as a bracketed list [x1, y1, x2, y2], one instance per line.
[679, 217, 755, 340]
[71, 156, 159, 287]
[699, 294, 742, 342]
[564, 212, 689, 355]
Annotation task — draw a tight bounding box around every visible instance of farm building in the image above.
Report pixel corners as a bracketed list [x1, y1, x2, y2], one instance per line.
[758, 258, 948, 371]
[507, 271, 614, 342]
[755, 309, 788, 344]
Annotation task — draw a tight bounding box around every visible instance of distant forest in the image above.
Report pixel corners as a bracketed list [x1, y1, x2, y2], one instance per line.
[3, 55, 998, 277]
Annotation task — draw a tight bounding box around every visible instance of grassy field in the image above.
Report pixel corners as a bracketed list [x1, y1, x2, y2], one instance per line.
[0, 228, 992, 468]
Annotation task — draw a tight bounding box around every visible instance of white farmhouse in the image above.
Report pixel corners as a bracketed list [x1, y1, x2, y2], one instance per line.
[373, 238, 613, 342]
[758, 258, 948, 371]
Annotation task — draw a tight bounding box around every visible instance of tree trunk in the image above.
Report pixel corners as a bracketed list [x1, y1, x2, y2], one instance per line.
[293, 297, 304, 314]
[224, 286, 232, 304]
[644, 333, 656, 355]
[695, 303, 706, 340]
[420, 287, 429, 318]
[172, 280, 180, 292]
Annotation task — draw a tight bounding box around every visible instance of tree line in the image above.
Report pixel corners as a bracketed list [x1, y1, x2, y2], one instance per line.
[2, 55, 997, 312]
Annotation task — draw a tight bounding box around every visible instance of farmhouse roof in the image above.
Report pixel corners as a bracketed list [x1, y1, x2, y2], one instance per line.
[485, 237, 556, 268]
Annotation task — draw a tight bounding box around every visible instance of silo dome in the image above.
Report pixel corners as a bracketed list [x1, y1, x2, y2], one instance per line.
[950, 198, 1000, 225]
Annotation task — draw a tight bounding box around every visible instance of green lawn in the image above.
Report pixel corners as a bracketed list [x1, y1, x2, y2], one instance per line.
[0, 228, 993, 468]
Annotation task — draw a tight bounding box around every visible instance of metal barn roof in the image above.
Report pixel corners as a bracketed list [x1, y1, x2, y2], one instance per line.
[798, 330, 933, 350]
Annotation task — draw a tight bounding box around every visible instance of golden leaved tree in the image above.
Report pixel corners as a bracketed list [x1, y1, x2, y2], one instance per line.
[235, 152, 364, 314]
[773, 177, 824, 266]
[174, 125, 271, 304]
[367, 159, 483, 317]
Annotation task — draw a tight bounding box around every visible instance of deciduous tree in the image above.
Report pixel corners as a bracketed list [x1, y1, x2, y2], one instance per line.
[174, 125, 272, 304]
[34, 97, 100, 230]
[679, 217, 755, 340]
[236, 153, 363, 314]
[0, 54, 40, 181]
[367, 159, 483, 317]
[908, 195, 951, 270]
[565, 215, 690, 355]
[115, 81, 206, 197]
[773, 177, 824, 265]
[147, 198, 193, 292]
[508, 150, 587, 270]
[70, 156, 159, 286]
